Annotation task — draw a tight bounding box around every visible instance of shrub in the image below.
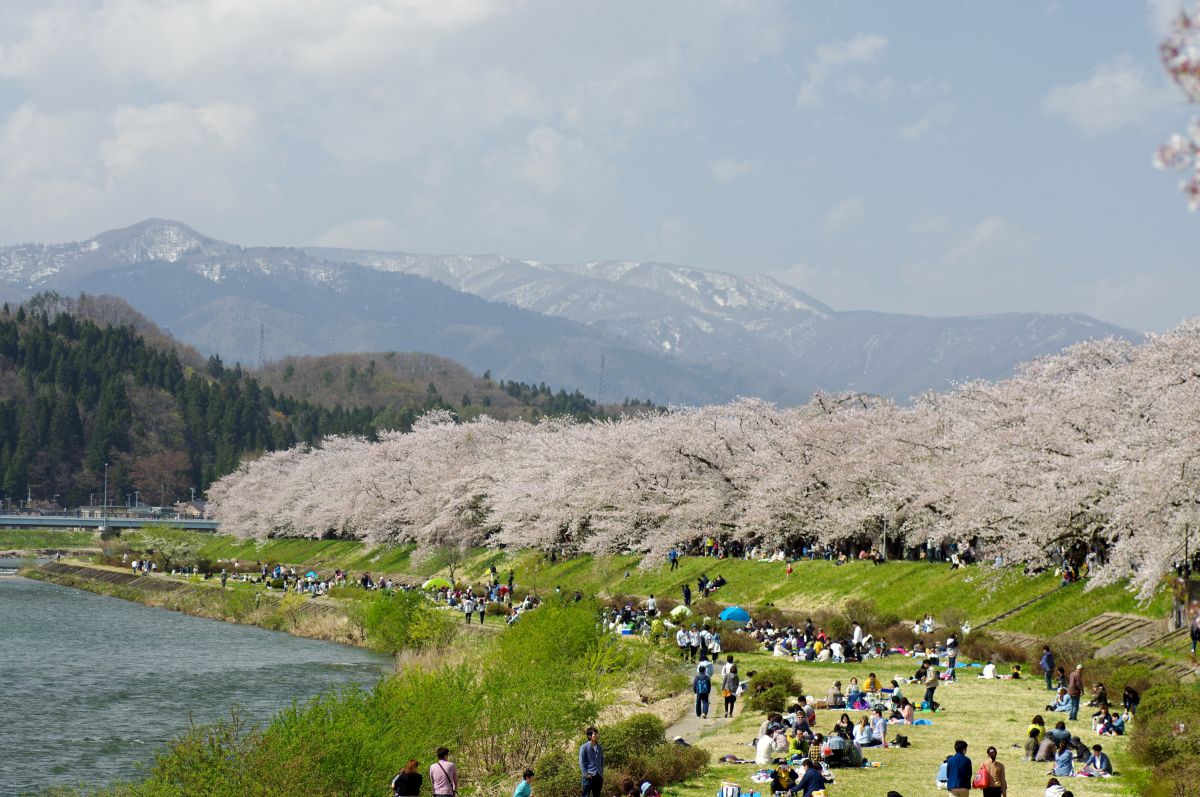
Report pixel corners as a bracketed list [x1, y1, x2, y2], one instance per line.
[718, 629, 761, 653]
[604, 714, 666, 765]
[939, 606, 968, 633]
[1045, 635, 1097, 672]
[1131, 681, 1200, 797]
[883, 622, 920, 650]
[745, 666, 802, 712]
[1079, 658, 1171, 696]
[959, 631, 1030, 664]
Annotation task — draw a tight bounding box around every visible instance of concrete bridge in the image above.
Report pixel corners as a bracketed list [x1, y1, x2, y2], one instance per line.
[0, 514, 218, 532]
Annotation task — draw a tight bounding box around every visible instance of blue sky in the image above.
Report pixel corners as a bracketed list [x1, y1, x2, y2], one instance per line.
[0, 1, 1195, 331]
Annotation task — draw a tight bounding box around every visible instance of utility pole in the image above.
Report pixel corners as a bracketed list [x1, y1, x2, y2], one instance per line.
[100, 462, 108, 532]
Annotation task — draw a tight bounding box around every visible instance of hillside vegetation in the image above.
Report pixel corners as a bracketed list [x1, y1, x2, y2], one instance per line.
[254, 351, 653, 423]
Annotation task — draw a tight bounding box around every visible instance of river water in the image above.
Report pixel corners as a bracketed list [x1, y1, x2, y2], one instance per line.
[0, 575, 390, 795]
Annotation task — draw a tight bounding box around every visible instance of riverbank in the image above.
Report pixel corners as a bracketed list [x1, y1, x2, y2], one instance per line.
[24, 561, 363, 647]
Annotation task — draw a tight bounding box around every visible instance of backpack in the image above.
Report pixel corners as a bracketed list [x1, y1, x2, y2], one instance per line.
[971, 764, 993, 789]
[891, 734, 910, 748]
[695, 675, 711, 694]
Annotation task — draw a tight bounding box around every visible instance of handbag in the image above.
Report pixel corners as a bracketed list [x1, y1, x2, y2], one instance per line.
[971, 764, 992, 789]
[723, 688, 732, 697]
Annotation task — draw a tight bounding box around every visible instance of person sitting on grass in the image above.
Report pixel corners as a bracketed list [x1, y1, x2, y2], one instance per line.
[1081, 743, 1112, 776]
[796, 758, 831, 797]
[870, 708, 889, 747]
[1050, 740, 1074, 777]
[899, 697, 915, 725]
[833, 713, 854, 735]
[980, 660, 997, 679]
[1028, 714, 1046, 744]
[1087, 682, 1108, 708]
[1009, 663, 1023, 680]
[1046, 720, 1071, 746]
[769, 763, 799, 795]
[1046, 688, 1071, 712]
[1034, 734, 1057, 763]
[864, 672, 882, 694]
[827, 680, 845, 708]
[854, 715, 880, 748]
[1024, 727, 1042, 761]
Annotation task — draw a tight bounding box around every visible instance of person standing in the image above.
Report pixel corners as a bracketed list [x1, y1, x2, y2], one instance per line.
[1040, 646, 1055, 690]
[477, 600, 486, 625]
[980, 746, 1006, 797]
[721, 663, 738, 718]
[945, 740, 972, 797]
[462, 595, 475, 625]
[1191, 611, 1200, 656]
[693, 663, 712, 719]
[391, 760, 422, 797]
[513, 769, 535, 797]
[646, 594, 657, 617]
[682, 583, 691, 606]
[676, 626, 690, 660]
[430, 748, 458, 797]
[1067, 664, 1084, 721]
[946, 633, 959, 681]
[688, 625, 701, 663]
[579, 727, 604, 797]
[924, 661, 940, 711]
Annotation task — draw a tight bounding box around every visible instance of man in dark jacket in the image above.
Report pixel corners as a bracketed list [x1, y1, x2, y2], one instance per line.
[1067, 664, 1084, 721]
[796, 758, 830, 797]
[1040, 646, 1055, 690]
[945, 740, 972, 797]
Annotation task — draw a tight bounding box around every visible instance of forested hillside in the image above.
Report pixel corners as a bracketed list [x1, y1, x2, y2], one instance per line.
[0, 295, 641, 507]
[255, 352, 654, 423]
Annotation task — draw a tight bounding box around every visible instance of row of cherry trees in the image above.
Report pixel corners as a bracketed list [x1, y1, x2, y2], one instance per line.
[208, 322, 1200, 597]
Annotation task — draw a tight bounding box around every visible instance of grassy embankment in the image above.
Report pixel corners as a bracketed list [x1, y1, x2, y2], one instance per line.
[190, 533, 1167, 633]
[0, 528, 98, 550]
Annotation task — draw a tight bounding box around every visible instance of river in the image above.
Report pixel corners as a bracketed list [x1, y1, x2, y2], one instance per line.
[0, 575, 390, 795]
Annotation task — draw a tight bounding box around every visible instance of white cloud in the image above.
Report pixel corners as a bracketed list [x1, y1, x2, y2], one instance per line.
[823, 196, 865, 232]
[796, 32, 888, 108]
[1042, 54, 1177, 135]
[708, 157, 757, 183]
[898, 102, 953, 140]
[312, 218, 410, 250]
[0, 0, 787, 244]
[646, 215, 685, 259]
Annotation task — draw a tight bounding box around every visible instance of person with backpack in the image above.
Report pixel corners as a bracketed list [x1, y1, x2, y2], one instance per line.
[430, 748, 458, 797]
[692, 663, 712, 719]
[392, 760, 422, 797]
[974, 746, 1006, 797]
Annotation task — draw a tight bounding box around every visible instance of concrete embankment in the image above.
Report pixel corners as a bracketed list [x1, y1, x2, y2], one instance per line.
[25, 561, 361, 646]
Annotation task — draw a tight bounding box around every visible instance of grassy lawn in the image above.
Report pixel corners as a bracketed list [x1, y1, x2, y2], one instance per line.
[0, 528, 98, 549]
[992, 580, 1172, 637]
[670, 650, 1140, 797]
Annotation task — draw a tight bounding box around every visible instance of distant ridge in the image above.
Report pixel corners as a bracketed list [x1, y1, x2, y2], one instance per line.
[0, 220, 1139, 403]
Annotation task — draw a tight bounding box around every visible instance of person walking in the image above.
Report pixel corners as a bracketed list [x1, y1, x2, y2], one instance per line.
[462, 595, 475, 625]
[980, 746, 1007, 797]
[391, 760, 422, 797]
[430, 748, 458, 797]
[681, 583, 691, 606]
[476, 601, 486, 625]
[669, 548, 679, 571]
[945, 740, 972, 797]
[693, 663, 712, 719]
[513, 769, 535, 797]
[721, 663, 738, 718]
[579, 727, 604, 797]
[676, 626, 690, 660]
[1067, 664, 1083, 722]
[1191, 611, 1200, 656]
[1040, 646, 1055, 690]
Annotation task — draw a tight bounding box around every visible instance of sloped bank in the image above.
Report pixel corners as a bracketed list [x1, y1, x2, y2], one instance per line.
[24, 561, 359, 646]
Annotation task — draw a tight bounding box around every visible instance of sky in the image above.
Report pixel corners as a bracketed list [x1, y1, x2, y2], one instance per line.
[0, 0, 1196, 333]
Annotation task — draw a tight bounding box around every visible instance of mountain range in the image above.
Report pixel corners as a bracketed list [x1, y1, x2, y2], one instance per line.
[0, 219, 1138, 404]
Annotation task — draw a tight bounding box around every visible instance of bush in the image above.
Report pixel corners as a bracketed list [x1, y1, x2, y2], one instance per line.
[534, 714, 708, 797]
[358, 592, 457, 654]
[1131, 682, 1200, 797]
[745, 666, 803, 712]
[1044, 635, 1098, 672]
[959, 631, 1030, 664]
[939, 606, 968, 633]
[1080, 658, 1171, 696]
[718, 629, 760, 653]
[883, 622, 920, 650]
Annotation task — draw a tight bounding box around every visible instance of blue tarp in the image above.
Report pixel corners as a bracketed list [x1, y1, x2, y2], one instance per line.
[719, 606, 751, 623]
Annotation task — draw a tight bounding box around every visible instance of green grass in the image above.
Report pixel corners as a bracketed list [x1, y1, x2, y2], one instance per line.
[0, 528, 98, 549]
[126, 534, 1170, 639]
[992, 579, 1172, 637]
[669, 651, 1140, 797]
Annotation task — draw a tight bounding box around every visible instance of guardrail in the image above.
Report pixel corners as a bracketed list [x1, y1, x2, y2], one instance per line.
[0, 514, 219, 532]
